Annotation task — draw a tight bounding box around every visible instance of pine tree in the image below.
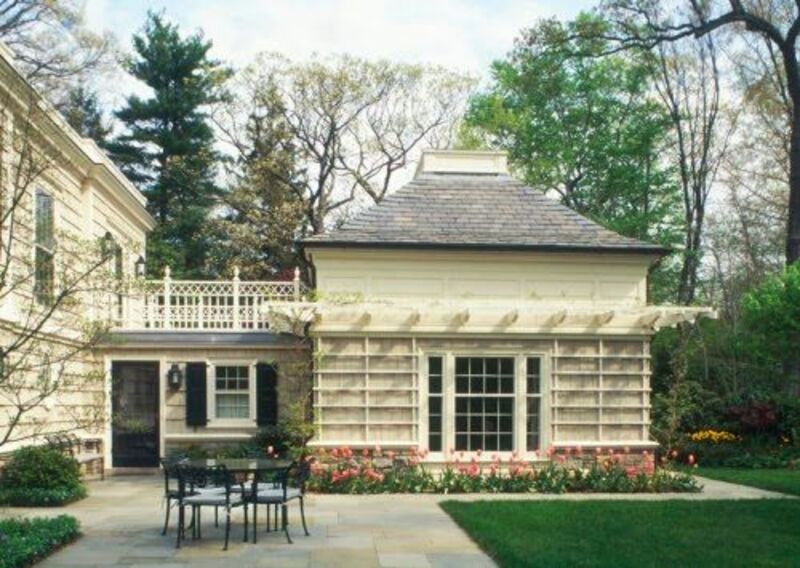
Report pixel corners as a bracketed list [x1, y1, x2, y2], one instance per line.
[57, 86, 111, 145]
[106, 12, 230, 277]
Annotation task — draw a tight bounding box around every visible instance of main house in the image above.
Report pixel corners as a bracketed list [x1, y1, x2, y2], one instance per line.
[0, 44, 712, 472]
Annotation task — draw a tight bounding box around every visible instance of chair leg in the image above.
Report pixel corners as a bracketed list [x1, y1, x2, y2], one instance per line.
[299, 497, 310, 536]
[243, 502, 249, 542]
[282, 504, 293, 544]
[274, 504, 278, 531]
[197, 507, 202, 540]
[253, 499, 258, 544]
[162, 497, 171, 536]
[224, 507, 231, 551]
[215, 506, 219, 528]
[265, 504, 270, 532]
[176, 505, 183, 549]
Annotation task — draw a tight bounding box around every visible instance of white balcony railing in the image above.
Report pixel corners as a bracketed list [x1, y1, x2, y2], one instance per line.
[116, 267, 309, 331]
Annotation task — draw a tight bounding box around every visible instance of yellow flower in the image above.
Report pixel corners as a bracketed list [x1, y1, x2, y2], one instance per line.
[689, 429, 738, 444]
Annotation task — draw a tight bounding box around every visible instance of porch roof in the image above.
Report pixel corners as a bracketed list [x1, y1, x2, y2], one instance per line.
[105, 331, 305, 349]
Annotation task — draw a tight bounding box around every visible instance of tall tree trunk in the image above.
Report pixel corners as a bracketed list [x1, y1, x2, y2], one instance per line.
[784, 45, 800, 265]
[787, 108, 800, 264]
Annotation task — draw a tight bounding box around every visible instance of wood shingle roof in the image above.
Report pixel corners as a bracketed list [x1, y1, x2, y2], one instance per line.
[303, 172, 667, 255]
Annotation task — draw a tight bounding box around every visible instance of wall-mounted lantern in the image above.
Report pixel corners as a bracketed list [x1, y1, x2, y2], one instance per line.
[100, 231, 114, 259]
[167, 363, 183, 390]
[135, 256, 146, 279]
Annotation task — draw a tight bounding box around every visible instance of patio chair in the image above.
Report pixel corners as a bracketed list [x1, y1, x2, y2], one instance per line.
[160, 456, 189, 536]
[247, 460, 310, 544]
[175, 464, 248, 551]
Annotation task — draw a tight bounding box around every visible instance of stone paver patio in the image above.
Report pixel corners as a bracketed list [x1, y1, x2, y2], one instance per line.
[0, 474, 791, 567]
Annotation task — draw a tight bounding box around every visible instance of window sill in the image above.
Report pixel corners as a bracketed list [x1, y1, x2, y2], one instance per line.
[205, 420, 258, 430]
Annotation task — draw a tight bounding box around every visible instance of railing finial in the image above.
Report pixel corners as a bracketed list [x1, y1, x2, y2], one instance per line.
[233, 266, 240, 280]
[163, 265, 171, 279]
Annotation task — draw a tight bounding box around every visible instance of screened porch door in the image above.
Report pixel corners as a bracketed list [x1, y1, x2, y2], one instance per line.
[111, 361, 160, 467]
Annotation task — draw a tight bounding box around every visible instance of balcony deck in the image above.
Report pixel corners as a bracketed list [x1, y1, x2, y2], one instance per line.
[115, 269, 310, 332]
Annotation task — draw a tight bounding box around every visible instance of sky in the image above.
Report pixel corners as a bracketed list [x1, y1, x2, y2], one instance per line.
[84, 0, 593, 103]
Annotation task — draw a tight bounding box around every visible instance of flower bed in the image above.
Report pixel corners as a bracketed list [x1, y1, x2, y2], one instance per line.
[305, 447, 701, 494]
[0, 515, 80, 568]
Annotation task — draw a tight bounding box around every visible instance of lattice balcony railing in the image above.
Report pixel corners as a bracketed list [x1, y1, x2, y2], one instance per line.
[116, 267, 310, 331]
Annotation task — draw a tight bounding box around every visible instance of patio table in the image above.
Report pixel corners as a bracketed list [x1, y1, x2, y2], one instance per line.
[184, 457, 293, 542]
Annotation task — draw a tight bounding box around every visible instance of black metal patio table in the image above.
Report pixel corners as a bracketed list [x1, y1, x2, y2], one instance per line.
[184, 457, 293, 543]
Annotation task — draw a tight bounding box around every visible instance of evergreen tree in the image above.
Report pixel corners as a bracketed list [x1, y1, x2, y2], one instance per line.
[106, 12, 230, 276]
[57, 85, 111, 145]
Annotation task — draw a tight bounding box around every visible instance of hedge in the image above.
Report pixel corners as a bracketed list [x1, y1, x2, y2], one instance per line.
[0, 515, 80, 568]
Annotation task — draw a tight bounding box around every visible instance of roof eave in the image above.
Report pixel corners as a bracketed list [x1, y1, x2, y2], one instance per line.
[300, 240, 671, 256]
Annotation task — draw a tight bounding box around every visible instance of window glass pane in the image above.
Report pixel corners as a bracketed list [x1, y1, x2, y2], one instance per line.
[214, 366, 250, 419]
[454, 356, 515, 452]
[526, 357, 542, 451]
[216, 394, 249, 419]
[35, 190, 53, 248]
[34, 247, 54, 305]
[427, 356, 443, 452]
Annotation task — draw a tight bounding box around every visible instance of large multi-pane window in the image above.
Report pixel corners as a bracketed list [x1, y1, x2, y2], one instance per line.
[426, 354, 545, 454]
[214, 365, 251, 419]
[427, 356, 443, 452]
[454, 357, 515, 451]
[526, 357, 542, 451]
[34, 189, 55, 305]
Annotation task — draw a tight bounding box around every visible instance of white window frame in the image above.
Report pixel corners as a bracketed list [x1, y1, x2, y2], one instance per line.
[421, 350, 550, 461]
[206, 359, 258, 427]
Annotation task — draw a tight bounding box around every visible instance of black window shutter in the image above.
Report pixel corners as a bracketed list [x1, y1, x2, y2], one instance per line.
[256, 363, 278, 426]
[185, 362, 207, 427]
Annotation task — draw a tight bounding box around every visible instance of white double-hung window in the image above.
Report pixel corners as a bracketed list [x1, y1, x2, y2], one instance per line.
[213, 365, 252, 421]
[425, 353, 546, 456]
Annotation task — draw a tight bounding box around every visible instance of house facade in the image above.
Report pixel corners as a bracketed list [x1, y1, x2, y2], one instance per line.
[0, 43, 712, 472]
[0, 43, 154, 457]
[303, 151, 712, 461]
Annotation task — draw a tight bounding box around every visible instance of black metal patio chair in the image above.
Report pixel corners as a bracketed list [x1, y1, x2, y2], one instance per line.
[247, 460, 310, 544]
[175, 464, 248, 551]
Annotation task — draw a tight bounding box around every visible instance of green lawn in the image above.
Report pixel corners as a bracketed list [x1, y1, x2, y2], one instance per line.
[694, 467, 800, 497]
[441, 500, 800, 567]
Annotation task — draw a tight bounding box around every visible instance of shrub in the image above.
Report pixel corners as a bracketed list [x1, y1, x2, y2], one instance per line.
[668, 439, 800, 469]
[0, 446, 85, 506]
[253, 402, 315, 460]
[0, 446, 81, 490]
[0, 486, 87, 507]
[0, 515, 80, 568]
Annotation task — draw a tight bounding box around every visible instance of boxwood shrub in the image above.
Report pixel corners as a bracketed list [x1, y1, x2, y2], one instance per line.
[0, 515, 80, 568]
[0, 446, 86, 507]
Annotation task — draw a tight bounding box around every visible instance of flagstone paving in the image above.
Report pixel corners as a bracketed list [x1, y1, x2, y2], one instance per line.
[0, 474, 791, 567]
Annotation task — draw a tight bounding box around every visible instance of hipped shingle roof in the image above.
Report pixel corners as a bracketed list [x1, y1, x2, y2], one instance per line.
[303, 173, 667, 255]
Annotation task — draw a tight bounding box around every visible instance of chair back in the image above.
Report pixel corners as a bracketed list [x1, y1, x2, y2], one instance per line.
[176, 464, 234, 504]
[271, 461, 309, 499]
[159, 456, 185, 494]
